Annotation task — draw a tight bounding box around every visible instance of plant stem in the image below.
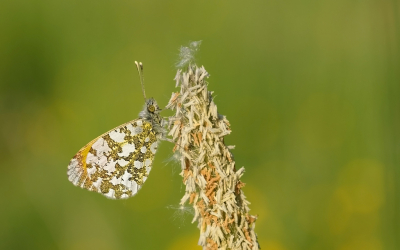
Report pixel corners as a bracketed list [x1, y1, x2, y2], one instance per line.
[166, 45, 260, 249]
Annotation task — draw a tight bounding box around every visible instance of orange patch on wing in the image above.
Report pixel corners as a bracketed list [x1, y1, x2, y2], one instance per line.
[71, 139, 98, 187]
[77, 139, 97, 171]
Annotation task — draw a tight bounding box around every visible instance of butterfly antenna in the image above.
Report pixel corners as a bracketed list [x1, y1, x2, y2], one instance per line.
[135, 61, 146, 101]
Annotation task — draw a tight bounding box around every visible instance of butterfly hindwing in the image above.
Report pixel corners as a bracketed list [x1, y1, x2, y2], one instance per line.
[67, 119, 159, 199]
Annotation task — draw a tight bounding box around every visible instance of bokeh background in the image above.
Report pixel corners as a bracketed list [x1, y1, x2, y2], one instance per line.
[1, 1, 399, 249]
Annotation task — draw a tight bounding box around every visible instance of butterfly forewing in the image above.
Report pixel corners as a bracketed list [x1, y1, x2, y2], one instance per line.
[67, 119, 159, 199]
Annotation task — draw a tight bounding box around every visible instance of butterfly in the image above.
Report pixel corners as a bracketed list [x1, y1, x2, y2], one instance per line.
[67, 62, 166, 199]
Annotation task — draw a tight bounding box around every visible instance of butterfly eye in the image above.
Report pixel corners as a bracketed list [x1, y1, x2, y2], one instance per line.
[148, 105, 155, 113]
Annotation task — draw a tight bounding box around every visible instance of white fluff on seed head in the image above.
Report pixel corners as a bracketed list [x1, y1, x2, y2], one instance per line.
[176, 41, 202, 68]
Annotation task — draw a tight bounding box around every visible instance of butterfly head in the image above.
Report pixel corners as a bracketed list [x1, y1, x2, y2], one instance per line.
[146, 98, 161, 114]
[146, 98, 160, 114]
[139, 98, 165, 137]
[139, 98, 161, 121]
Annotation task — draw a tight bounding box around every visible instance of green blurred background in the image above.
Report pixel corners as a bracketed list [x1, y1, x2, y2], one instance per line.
[1, 0, 399, 249]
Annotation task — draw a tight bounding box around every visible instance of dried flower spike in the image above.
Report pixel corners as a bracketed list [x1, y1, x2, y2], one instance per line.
[166, 43, 260, 250]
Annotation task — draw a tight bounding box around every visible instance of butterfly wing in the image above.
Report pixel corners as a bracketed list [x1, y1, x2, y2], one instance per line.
[67, 119, 159, 199]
